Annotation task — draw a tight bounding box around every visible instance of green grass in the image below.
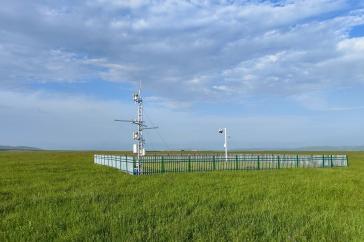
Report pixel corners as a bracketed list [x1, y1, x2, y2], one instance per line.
[0, 151, 363, 241]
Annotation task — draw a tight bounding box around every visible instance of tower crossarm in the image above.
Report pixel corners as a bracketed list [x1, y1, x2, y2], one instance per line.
[114, 119, 145, 125]
[143, 126, 158, 130]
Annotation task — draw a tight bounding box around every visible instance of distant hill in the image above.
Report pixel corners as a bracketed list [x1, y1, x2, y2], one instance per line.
[0, 146, 42, 151]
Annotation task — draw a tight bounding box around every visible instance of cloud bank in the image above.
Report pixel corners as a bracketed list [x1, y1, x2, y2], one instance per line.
[1, 0, 364, 149]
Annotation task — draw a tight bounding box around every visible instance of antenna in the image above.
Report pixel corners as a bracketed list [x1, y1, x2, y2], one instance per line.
[115, 81, 158, 174]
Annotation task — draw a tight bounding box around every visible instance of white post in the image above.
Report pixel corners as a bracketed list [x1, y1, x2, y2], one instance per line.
[224, 128, 228, 162]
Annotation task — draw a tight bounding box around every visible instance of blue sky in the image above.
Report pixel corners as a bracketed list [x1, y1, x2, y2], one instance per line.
[1, 0, 364, 150]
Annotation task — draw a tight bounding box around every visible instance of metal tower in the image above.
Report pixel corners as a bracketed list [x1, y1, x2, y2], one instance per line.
[115, 82, 157, 173]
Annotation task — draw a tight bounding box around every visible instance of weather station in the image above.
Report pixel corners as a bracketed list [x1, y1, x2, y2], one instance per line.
[218, 128, 229, 162]
[94, 82, 348, 175]
[114, 82, 158, 174]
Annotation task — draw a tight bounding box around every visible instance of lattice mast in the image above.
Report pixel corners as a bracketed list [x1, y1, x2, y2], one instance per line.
[134, 84, 144, 161]
[115, 81, 157, 173]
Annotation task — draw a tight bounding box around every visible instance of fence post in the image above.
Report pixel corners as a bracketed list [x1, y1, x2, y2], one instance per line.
[278, 155, 280, 169]
[322, 155, 325, 168]
[125, 155, 128, 172]
[213, 155, 216, 170]
[257, 155, 260, 170]
[346, 155, 349, 167]
[235, 155, 238, 170]
[188, 156, 191, 172]
[296, 155, 299, 168]
[330, 155, 333, 168]
[132, 156, 136, 175]
[161, 156, 165, 173]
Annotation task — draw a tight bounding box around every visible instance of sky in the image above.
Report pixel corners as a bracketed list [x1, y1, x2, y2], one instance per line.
[1, 0, 364, 150]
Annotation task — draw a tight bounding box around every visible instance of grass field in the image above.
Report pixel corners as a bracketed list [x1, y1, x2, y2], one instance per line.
[0, 151, 363, 241]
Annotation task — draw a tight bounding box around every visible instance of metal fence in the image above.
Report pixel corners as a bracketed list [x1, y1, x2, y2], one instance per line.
[94, 155, 135, 174]
[94, 154, 348, 175]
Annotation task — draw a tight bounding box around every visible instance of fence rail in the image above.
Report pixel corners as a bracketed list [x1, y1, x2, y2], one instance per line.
[94, 154, 348, 175]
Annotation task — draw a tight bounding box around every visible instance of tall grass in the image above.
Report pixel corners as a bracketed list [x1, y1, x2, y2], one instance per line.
[0, 151, 363, 241]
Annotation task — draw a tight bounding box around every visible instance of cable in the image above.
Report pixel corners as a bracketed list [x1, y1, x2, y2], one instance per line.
[144, 110, 172, 151]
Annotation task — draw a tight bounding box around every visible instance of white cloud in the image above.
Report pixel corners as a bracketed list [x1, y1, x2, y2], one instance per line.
[0, 46, 97, 84]
[337, 37, 364, 53]
[2, 0, 363, 102]
[91, 0, 149, 9]
[0, 0, 364, 118]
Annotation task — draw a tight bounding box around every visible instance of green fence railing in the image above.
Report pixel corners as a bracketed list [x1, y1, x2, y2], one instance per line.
[94, 154, 348, 175]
